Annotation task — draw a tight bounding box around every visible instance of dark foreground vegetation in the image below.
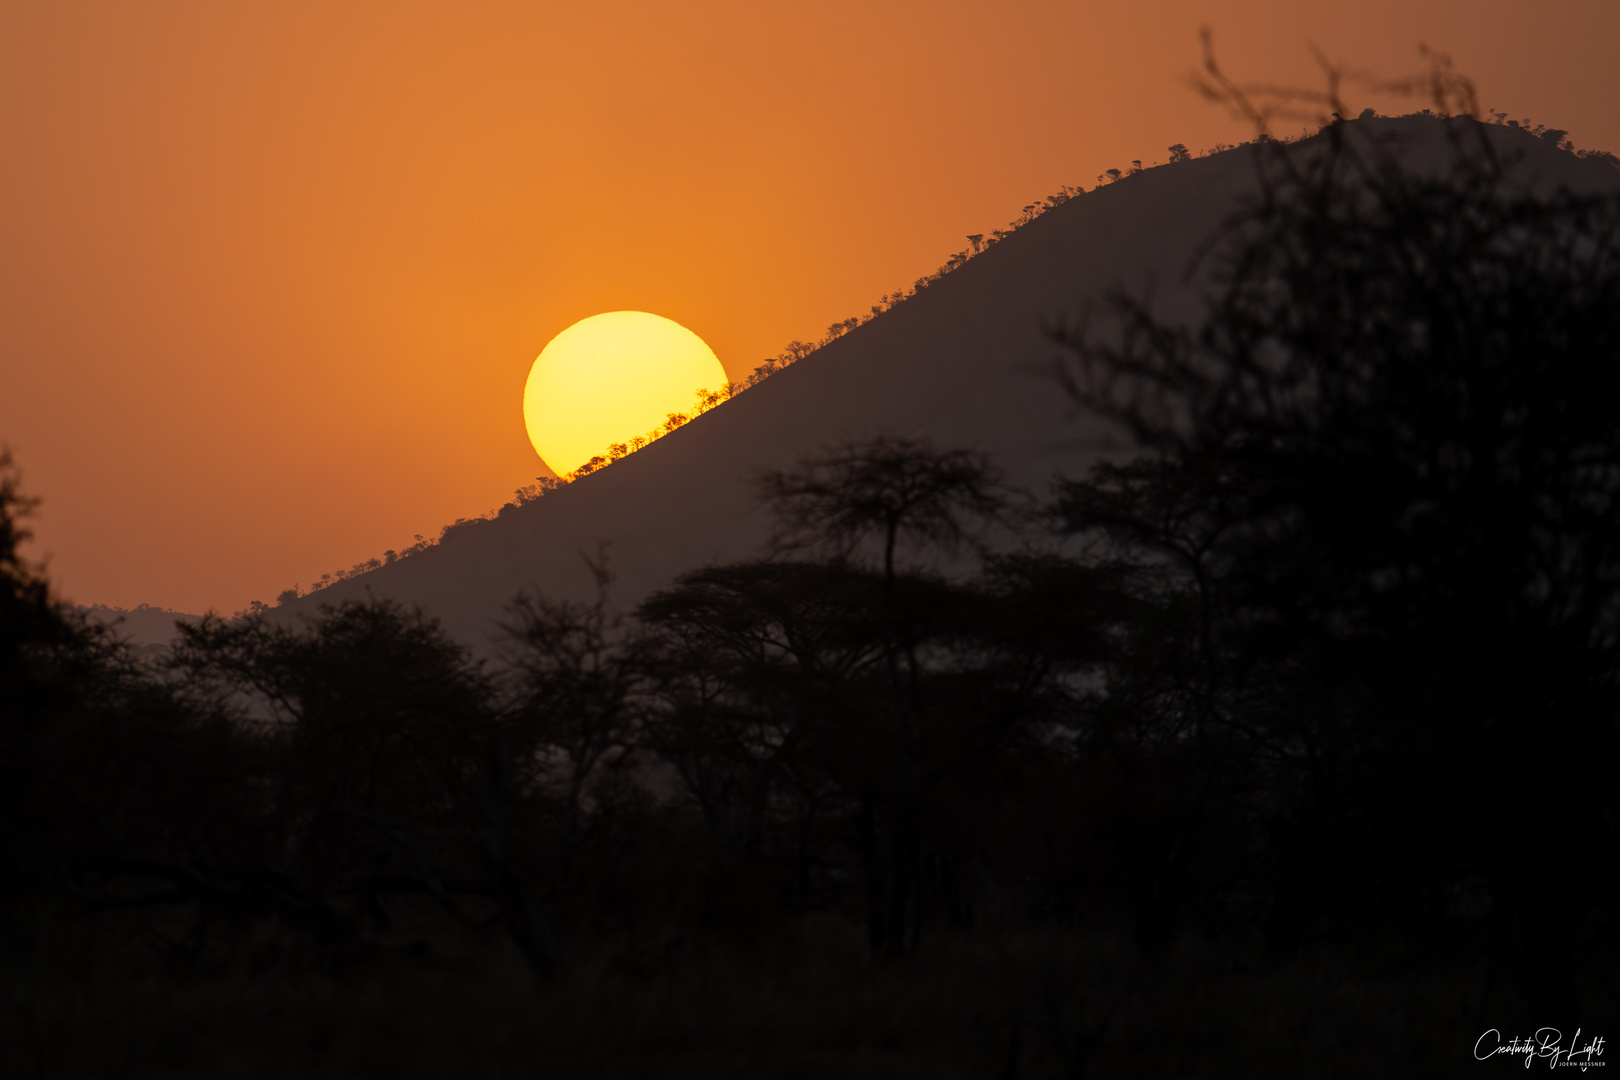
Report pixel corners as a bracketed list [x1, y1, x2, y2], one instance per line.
[7, 108, 1620, 1075]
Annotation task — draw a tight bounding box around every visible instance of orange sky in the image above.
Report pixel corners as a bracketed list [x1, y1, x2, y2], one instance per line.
[3, 0, 1616, 614]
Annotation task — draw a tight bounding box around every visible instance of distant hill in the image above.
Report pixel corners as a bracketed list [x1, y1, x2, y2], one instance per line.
[285, 116, 1620, 649]
[77, 603, 201, 652]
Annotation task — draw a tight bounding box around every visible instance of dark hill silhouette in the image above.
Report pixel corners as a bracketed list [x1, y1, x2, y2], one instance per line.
[284, 116, 1620, 647]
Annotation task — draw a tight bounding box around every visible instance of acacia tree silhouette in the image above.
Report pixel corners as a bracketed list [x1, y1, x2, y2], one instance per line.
[499, 567, 641, 847]
[754, 437, 1009, 956]
[637, 559, 895, 914]
[173, 600, 560, 979]
[1053, 96, 1620, 1012]
[761, 436, 1008, 588]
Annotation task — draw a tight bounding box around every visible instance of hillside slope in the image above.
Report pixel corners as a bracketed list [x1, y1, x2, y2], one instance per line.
[286, 117, 1620, 647]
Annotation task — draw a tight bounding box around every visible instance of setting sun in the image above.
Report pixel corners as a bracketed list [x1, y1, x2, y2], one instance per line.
[522, 312, 727, 476]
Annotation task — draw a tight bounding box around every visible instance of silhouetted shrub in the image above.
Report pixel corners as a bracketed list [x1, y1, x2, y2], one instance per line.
[1053, 111, 1620, 1013]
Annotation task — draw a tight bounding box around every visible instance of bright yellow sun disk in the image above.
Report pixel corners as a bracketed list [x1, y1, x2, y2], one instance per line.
[523, 311, 727, 476]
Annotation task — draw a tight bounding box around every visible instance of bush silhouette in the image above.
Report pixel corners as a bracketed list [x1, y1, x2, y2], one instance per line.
[1053, 112, 1620, 1012]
